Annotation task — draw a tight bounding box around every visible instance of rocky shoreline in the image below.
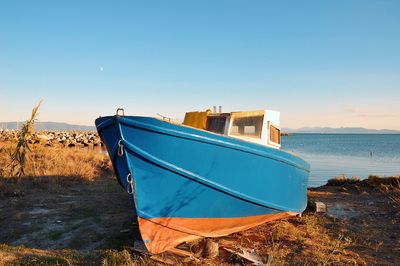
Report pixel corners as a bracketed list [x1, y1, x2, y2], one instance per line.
[0, 130, 102, 147]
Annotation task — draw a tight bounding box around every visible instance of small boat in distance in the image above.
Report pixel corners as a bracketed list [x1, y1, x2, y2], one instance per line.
[95, 108, 310, 254]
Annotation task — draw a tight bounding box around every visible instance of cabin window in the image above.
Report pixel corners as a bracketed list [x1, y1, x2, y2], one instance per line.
[206, 115, 227, 134]
[230, 115, 263, 138]
[269, 124, 281, 144]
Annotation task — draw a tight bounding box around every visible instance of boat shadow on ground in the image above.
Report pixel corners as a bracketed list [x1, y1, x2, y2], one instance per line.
[0, 173, 139, 251]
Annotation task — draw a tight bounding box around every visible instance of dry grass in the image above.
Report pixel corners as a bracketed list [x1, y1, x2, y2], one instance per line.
[0, 244, 156, 266]
[364, 175, 400, 192]
[327, 174, 361, 186]
[0, 244, 152, 266]
[0, 244, 76, 266]
[27, 145, 109, 180]
[101, 250, 149, 266]
[1, 143, 109, 180]
[391, 195, 400, 209]
[0, 101, 109, 181]
[327, 174, 400, 193]
[389, 179, 400, 208]
[236, 214, 364, 265]
[0, 143, 111, 198]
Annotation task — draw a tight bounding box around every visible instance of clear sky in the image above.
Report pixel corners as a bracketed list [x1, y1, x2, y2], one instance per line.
[1, 1, 399, 129]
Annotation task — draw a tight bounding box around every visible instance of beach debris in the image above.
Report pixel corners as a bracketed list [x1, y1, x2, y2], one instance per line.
[224, 247, 265, 266]
[195, 238, 219, 258]
[148, 247, 200, 265]
[218, 238, 237, 248]
[168, 247, 200, 262]
[315, 201, 327, 213]
[149, 255, 176, 265]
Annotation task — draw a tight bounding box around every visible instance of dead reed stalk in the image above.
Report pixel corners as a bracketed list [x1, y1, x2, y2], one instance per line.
[6, 100, 42, 177]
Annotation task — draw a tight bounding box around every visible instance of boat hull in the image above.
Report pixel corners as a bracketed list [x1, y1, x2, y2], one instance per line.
[95, 116, 310, 254]
[137, 212, 296, 253]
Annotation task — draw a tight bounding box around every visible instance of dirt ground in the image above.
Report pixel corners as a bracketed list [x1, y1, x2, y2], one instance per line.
[307, 178, 400, 265]
[0, 171, 141, 265]
[0, 173, 136, 250]
[1, 166, 399, 265]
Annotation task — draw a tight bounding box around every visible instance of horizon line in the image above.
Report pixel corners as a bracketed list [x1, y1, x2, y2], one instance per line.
[0, 120, 400, 132]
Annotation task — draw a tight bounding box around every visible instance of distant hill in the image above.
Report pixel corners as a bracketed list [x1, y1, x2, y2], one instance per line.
[0, 121, 95, 131]
[2, 122, 399, 134]
[282, 127, 400, 134]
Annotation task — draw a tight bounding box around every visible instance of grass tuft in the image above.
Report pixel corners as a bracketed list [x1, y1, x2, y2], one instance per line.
[101, 249, 138, 266]
[327, 174, 360, 186]
[365, 175, 400, 191]
[48, 230, 64, 240]
[18, 254, 72, 266]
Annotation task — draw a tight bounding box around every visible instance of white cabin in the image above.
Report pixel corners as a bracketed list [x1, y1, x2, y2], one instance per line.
[183, 110, 281, 149]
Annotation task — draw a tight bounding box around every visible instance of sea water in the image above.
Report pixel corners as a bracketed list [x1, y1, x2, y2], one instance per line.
[281, 134, 400, 187]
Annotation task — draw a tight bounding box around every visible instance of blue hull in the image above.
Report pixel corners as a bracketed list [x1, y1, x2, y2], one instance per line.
[96, 115, 310, 253]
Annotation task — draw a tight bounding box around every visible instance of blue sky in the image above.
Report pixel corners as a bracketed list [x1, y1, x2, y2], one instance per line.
[1, 1, 399, 129]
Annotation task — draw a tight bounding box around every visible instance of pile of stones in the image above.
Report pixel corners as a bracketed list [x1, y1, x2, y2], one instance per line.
[0, 130, 102, 148]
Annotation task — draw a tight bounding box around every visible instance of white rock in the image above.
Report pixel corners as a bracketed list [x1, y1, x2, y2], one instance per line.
[315, 201, 327, 213]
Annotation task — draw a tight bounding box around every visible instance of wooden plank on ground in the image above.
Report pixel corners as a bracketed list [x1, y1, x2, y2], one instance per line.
[168, 247, 200, 262]
[150, 255, 176, 265]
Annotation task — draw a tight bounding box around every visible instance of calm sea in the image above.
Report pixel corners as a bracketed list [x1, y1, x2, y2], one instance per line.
[281, 134, 400, 187]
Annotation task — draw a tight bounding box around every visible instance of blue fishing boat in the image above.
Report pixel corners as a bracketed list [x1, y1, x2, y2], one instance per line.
[95, 108, 310, 254]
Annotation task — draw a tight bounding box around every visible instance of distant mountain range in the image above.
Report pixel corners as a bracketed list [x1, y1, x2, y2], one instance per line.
[1, 121, 399, 134]
[282, 127, 400, 134]
[0, 121, 95, 131]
